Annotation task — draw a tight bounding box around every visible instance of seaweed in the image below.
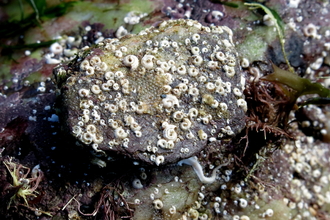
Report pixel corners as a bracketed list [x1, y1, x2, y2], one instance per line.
[262, 64, 330, 99]
[0, 0, 77, 39]
[3, 158, 51, 216]
[245, 2, 294, 73]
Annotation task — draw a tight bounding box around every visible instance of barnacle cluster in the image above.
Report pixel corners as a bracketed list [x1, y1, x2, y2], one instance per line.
[55, 19, 246, 165]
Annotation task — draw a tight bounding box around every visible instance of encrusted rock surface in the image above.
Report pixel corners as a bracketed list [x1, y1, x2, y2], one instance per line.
[55, 19, 246, 165]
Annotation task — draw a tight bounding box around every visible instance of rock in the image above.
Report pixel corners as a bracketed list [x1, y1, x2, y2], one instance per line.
[54, 19, 246, 165]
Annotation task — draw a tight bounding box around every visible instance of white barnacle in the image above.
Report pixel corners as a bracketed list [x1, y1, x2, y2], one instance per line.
[198, 129, 208, 140]
[177, 65, 187, 75]
[168, 60, 175, 66]
[241, 58, 250, 68]
[132, 178, 143, 189]
[50, 42, 63, 54]
[237, 99, 247, 112]
[265, 209, 274, 217]
[108, 104, 118, 113]
[108, 140, 115, 148]
[172, 41, 178, 48]
[163, 124, 177, 141]
[81, 114, 89, 123]
[153, 199, 164, 209]
[104, 71, 114, 80]
[192, 55, 203, 66]
[227, 56, 236, 67]
[169, 206, 176, 215]
[135, 130, 142, 137]
[188, 66, 199, 77]
[192, 34, 200, 43]
[120, 79, 129, 91]
[141, 54, 154, 69]
[146, 40, 152, 46]
[82, 109, 90, 115]
[263, 14, 275, 26]
[78, 88, 90, 97]
[198, 76, 207, 83]
[124, 115, 135, 125]
[159, 62, 171, 71]
[205, 82, 215, 91]
[188, 87, 199, 96]
[77, 121, 84, 127]
[155, 155, 165, 166]
[91, 109, 100, 121]
[240, 215, 250, 220]
[123, 55, 139, 70]
[97, 62, 108, 72]
[207, 61, 218, 70]
[239, 198, 248, 208]
[224, 65, 235, 77]
[120, 46, 127, 52]
[88, 100, 94, 107]
[211, 26, 224, 33]
[80, 100, 89, 109]
[222, 39, 233, 48]
[172, 111, 184, 122]
[101, 83, 111, 91]
[114, 50, 123, 58]
[130, 122, 141, 131]
[188, 108, 198, 118]
[157, 139, 167, 149]
[191, 46, 200, 55]
[304, 23, 318, 38]
[113, 83, 120, 91]
[116, 26, 128, 38]
[155, 67, 164, 74]
[215, 51, 226, 62]
[82, 132, 93, 144]
[119, 99, 128, 111]
[233, 88, 242, 97]
[162, 94, 179, 108]
[178, 83, 188, 92]
[162, 85, 172, 94]
[222, 126, 234, 136]
[91, 85, 101, 94]
[219, 102, 228, 111]
[85, 66, 95, 76]
[72, 126, 82, 137]
[180, 118, 192, 130]
[160, 40, 170, 47]
[90, 56, 101, 66]
[93, 134, 104, 144]
[178, 156, 229, 184]
[115, 71, 125, 79]
[86, 124, 97, 133]
[136, 102, 149, 114]
[202, 47, 208, 53]
[210, 100, 219, 108]
[150, 154, 156, 162]
[166, 140, 175, 149]
[80, 60, 90, 70]
[115, 127, 128, 139]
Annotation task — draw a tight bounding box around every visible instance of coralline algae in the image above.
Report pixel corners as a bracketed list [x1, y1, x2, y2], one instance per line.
[54, 19, 246, 165]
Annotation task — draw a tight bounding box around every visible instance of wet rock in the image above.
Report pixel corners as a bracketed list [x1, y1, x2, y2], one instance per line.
[54, 19, 246, 165]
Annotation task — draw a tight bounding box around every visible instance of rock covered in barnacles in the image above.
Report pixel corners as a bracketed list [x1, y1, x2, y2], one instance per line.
[54, 19, 246, 165]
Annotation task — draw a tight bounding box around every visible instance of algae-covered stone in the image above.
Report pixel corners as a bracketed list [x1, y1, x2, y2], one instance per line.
[54, 19, 246, 165]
